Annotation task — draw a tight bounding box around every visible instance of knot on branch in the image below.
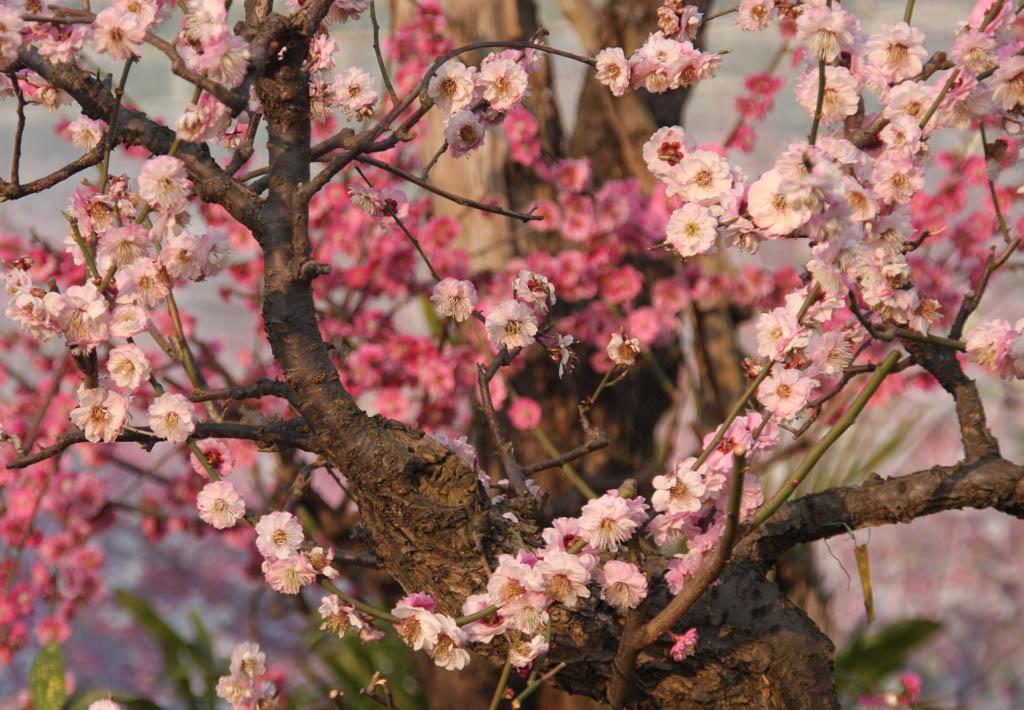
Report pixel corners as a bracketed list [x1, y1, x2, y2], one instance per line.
[297, 259, 332, 281]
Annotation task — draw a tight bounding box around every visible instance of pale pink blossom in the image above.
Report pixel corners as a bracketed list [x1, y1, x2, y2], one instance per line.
[190, 439, 234, 478]
[138, 156, 191, 212]
[0, 9, 25, 70]
[747, 170, 814, 237]
[67, 116, 107, 151]
[651, 463, 706, 515]
[199, 32, 250, 88]
[114, 257, 169, 309]
[44, 283, 109, 345]
[667, 150, 732, 203]
[148, 392, 195, 443]
[756, 306, 810, 361]
[598, 560, 647, 611]
[96, 224, 152, 272]
[513, 270, 556, 313]
[196, 480, 245, 529]
[70, 387, 129, 443]
[991, 56, 1024, 111]
[485, 299, 538, 350]
[871, 154, 923, 204]
[670, 628, 699, 661]
[444, 110, 485, 157]
[183, 0, 226, 44]
[255, 511, 304, 560]
[507, 397, 541, 430]
[965, 319, 1016, 377]
[430, 278, 477, 322]
[643, 126, 695, 179]
[262, 554, 316, 594]
[630, 33, 686, 93]
[332, 67, 378, 120]
[460, 593, 507, 643]
[109, 303, 149, 338]
[864, 22, 928, 84]
[509, 634, 549, 669]
[595, 47, 630, 96]
[536, 549, 591, 608]
[796, 5, 860, 62]
[326, 0, 369, 24]
[427, 60, 477, 117]
[477, 56, 529, 112]
[487, 553, 544, 607]
[393, 605, 441, 651]
[607, 332, 641, 367]
[229, 641, 266, 681]
[107, 343, 150, 390]
[758, 367, 816, 420]
[319, 595, 383, 642]
[951, 30, 997, 74]
[666, 202, 717, 258]
[578, 493, 642, 551]
[430, 614, 470, 671]
[91, 7, 145, 61]
[735, 0, 773, 31]
[809, 331, 854, 377]
[795, 66, 859, 126]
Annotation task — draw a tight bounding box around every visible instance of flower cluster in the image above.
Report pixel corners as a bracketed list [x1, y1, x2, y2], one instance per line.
[215, 642, 280, 710]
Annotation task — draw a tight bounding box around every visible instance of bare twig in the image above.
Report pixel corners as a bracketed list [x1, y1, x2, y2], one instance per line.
[369, 0, 398, 107]
[477, 348, 528, 495]
[8, 70, 26, 186]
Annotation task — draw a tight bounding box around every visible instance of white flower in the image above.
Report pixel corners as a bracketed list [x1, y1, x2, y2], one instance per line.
[431, 278, 478, 322]
[428, 60, 476, 117]
[666, 202, 717, 257]
[147, 393, 195, 443]
[255, 511, 304, 560]
[595, 47, 630, 96]
[485, 300, 538, 350]
[607, 332, 641, 366]
[138, 156, 192, 212]
[476, 57, 528, 112]
[70, 387, 129, 443]
[197, 480, 246, 529]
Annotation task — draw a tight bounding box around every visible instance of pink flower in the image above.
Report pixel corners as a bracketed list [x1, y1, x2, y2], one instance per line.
[107, 343, 150, 391]
[795, 66, 859, 126]
[757, 367, 816, 420]
[507, 397, 542, 430]
[428, 60, 476, 117]
[795, 5, 860, 62]
[666, 202, 717, 258]
[871, 154, 923, 204]
[200, 31, 250, 89]
[44, 284, 109, 345]
[229, 641, 266, 680]
[756, 306, 810, 361]
[147, 392, 195, 443]
[643, 126, 695, 179]
[109, 303, 149, 338]
[651, 461, 706, 515]
[70, 387, 129, 443]
[196, 480, 245, 529]
[950, 30, 997, 74]
[487, 553, 544, 607]
[578, 493, 643, 551]
[747, 170, 814, 236]
[965, 319, 1016, 377]
[460, 593, 508, 643]
[509, 634, 549, 669]
[669, 628, 699, 661]
[319, 595, 384, 642]
[138, 156, 192, 213]
[96, 224, 152, 273]
[990, 56, 1024, 111]
[484, 300, 538, 350]
[393, 605, 441, 651]
[595, 47, 630, 96]
[262, 554, 316, 594]
[190, 439, 234, 478]
[735, 0, 773, 32]
[864, 22, 928, 84]
[477, 56, 528, 111]
[431, 278, 478, 322]
[513, 270, 556, 313]
[536, 549, 591, 608]
[666, 150, 731, 203]
[607, 332, 641, 367]
[91, 7, 145, 61]
[67, 116, 107, 151]
[429, 614, 470, 670]
[444, 110, 485, 157]
[629, 33, 685, 93]
[114, 257, 169, 308]
[598, 560, 647, 611]
[255, 511, 304, 559]
[332, 67, 378, 120]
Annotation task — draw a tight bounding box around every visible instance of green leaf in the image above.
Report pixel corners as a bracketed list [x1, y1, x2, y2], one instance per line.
[29, 642, 66, 710]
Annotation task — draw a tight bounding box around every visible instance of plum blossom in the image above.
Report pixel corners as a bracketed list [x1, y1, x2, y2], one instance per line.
[651, 461, 706, 515]
[427, 60, 476, 117]
[190, 439, 234, 478]
[148, 392, 195, 443]
[477, 56, 529, 112]
[668, 150, 732, 203]
[796, 5, 860, 62]
[138, 156, 192, 212]
[595, 47, 630, 96]
[598, 560, 648, 611]
[756, 305, 810, 361]
[393, 605, 442, 652]
[509, 634, 549, 669]
[255, 511, 304, 560]
[643, 125, 695, 179]
[460, 593, 507, 643]
[536, 549, 591, 608]
[431, 278, 478, 322]
[429, 614, 470, 671]
[735, 0, 773, 31]
[578, 492, 644, 551]
[607, 332, 641, 367]
[757, 367, 817, 420]
[114, 257, 169, 309]
[666, 202, 717, 257]
[107, 343, 150, 391]
[990, 56, 1024, 111]
[109, 303, 149, 338]
[319, 595, 384, 642]
[795, 66, 859, 126]
[262, 554, 316, 594]
[70, 387, 129, 443]
[747, 170, 814, 236]
[513, 270, 556, 313]
[864, 22, 928, 84]
[44, 283, 109, 345]
[332, 67, 378, 120]
[965, 319, 1017, 377]
[670, 628, 699, 661]
[96, 224, 151, 273]
[485, 299, 538, 350]
[444, 110, 485, 157]
[67, 117, 107, 151]
[196, 480, 245, 529]
[200, 32, 250, 88]
[91, 7, 145, 61]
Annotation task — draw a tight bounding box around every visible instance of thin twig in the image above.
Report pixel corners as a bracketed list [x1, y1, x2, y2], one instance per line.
[420, 141, 448, 180]
[8, 70, 26, 186]
[808, 58, 826, 145]
[369, 0, 398, 107]
[478, 349, 528, 495]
